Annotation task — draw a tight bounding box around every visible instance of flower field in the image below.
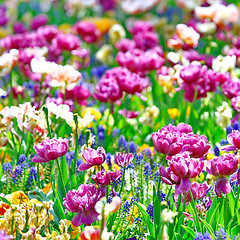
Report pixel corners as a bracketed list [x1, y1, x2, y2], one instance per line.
[1, 0, 240, 239]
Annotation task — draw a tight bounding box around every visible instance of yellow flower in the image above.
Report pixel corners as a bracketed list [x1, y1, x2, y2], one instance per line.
[168, 108, 180, 119]
[82, 108, 101, 121]
[206, 153, 215, 161]
[139, 144, 155, 156]
[0, 27, 8, 38]
[27, 199, 43, 209]
[58, 23, 73, 34]
[11, 191, 29, 204]
[84, 18, 117, 34]
[186, 106, 191, 117]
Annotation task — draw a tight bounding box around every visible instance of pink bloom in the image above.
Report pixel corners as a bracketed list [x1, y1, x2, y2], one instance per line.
[159, 166, 181, 186]
[31, 14, 48, 30]
[0, 230, 13, 240]
[227, 130, 240, 149]
[206, 154, 238, 177]
[63, 184, 105, 226]
[93, 78, 123, 103]
[79, 147, 106, 171]
[75, 21, 100, 43]
[185, 182, 208, 202]
[181, 134, 210, 158]
[32, 138, 69, 163]
[115, 152, 133, 167]
[118, 109, 140, 118]
[215, 177, 231, 197]
[152, 125, 183, 156]
[169, 152, 204, 193]
[92, 169, 121, 186]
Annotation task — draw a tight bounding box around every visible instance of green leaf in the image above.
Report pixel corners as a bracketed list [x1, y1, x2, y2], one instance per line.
[153, 185, 161, 237]
[231, 225, 240, 236]
[200, 218, 215, 239]
[181, 225, 195, 239]
[135, 202, 155, 237]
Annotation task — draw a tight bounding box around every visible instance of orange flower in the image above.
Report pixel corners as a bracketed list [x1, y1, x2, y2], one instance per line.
[42, 183, 52, 194]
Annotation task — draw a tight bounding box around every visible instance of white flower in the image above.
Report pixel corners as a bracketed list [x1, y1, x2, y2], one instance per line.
[108, 24, 126, 44]
[196, 22, 216, 34]
[161, 208, 178, 223]
[96, 45, 113, 64]
[215, 101, 232, 129]
[212, 55, 236, 73]
[30, 57, 58, 74]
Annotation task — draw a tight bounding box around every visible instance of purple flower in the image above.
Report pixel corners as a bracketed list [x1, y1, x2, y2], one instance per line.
[206, 154, 238, 177]
[79, 147, 106, 171]
[152, 123, 210, 157]
[63, 184, 105, 226]
[32, 138, 69, 163]
[115, 152, 133, 167]
[92, 169, 121, 186]
[13, 22, 27, 34]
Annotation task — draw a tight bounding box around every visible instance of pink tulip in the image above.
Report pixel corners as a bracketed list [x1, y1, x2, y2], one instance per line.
[215, 177, 231, 197]
[79, 147, 106, 171]
[185, 182, 208, 202]
[115, 152, 133, 168]
[92, 169, 121, 186]
[32, 138, 69, 163]
[63, 184, 105, 226]
[206, 154, 238, 177]
[227, 130, 240, 149]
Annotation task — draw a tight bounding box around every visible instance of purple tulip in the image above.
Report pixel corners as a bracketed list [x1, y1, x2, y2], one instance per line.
[79, 147, 106, 171]
[115, 152, 133, 168]
[180, 65, 202, 84]
[32, 138, 69, 163]
[92, 169, 121, 186]
[63, 184, 105, 226]
[215, 177, 231, 197]
[206, 154, 238, 177]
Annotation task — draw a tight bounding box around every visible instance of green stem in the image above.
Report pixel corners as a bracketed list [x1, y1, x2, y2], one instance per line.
[43, 106, 52, 138]
[56, 158, 67, 196]
[73, 115, 79, 176]
[119, 166, 126, 196]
